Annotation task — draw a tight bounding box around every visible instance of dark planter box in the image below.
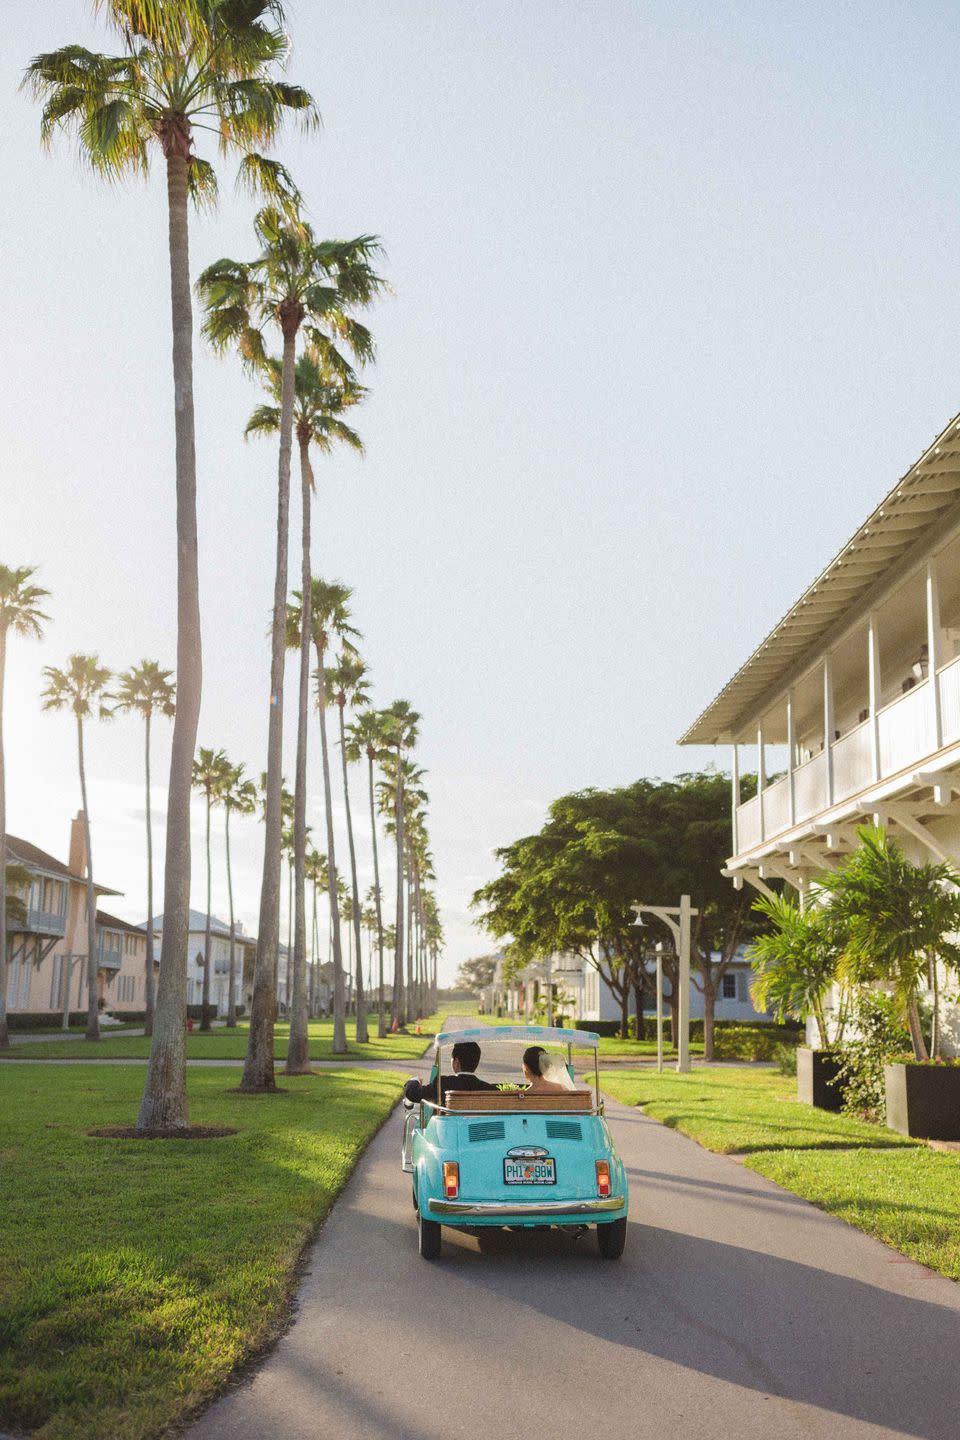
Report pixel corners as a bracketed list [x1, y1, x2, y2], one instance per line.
[884, 1063, 960, 1140]
[797, 1047, 845, 1110]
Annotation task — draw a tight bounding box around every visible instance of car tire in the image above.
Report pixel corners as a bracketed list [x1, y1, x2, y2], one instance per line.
[597, 1217, 626, 1259]
[419, 1211, 442, 1260]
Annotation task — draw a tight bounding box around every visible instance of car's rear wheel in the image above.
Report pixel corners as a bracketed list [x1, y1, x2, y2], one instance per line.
[597, 1217, 626, 1259]
[419, 1211, 442, 1260]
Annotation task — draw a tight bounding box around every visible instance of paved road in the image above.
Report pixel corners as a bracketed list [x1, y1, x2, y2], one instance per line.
[188, 1065, 960, 1438]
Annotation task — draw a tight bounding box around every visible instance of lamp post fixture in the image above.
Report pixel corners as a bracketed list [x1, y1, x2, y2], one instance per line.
[632, 894, 697, 1073]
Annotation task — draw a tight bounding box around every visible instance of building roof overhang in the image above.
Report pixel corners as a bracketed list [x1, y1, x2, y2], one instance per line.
[680, 410, 960, 746]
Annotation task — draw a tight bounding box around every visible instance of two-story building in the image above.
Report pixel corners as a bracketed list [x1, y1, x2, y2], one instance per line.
[3, 815, 148, 1017]
[681, 409, 960, 1051]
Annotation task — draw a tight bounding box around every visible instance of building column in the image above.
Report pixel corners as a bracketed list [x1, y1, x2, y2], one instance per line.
[927, 559, 943, 752]
[823, 657, 835, 806]
[731, 742, 740, 855]
[868, 612, 881, 781]
[757, 725, 766, 841]
[786, 690, 797, 826]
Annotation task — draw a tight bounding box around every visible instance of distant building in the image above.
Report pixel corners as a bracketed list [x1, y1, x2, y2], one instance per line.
[3, 815, 153, 1016]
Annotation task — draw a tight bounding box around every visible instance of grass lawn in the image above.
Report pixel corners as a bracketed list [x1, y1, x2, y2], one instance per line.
[0, 1062, 403, 1439]
[8, 1013, 445, 1063]
[602, 1067, 960, 1281]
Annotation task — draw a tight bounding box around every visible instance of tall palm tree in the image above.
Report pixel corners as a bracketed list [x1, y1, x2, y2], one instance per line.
[199, 215, 381, 1090]
[114, 661, 175, 1036]
[191, 747, 229, 1030]
[348, 710, 391, 1035]
[222, 761, 257, 1028]
[377, 720, 422, 1028]
[26, 0, 317, 1131]
[287, 581, 357, 1054]
[329, 650, 371, 1042]
[41, 655, 111, 1041]
[305, 846, 328, 1015]
[0, 566, 49, 1049]
[246, 353, 367, 1060]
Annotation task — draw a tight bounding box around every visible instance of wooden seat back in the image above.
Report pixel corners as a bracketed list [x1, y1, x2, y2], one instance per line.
[444, 1089, 594, 1113]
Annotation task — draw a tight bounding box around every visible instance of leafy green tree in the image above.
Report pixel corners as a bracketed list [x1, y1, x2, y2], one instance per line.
[821, 826, 960, 1061]
[457, 955, 498, 996]
[41, 655, 112, 1041]
[191, 747, 230, 1030]
[221, 761, 257, 1028]
[474, 774, 755, 1050]
[114, 661, 175, 1036]
[747, 893, 845, 1049]
[25, 0, 316, 1131]
[347, 711, 391, 1035]
[0, 565, 49, 1048]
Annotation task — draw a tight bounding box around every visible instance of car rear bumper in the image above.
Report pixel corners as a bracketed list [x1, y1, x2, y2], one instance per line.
[427, 1196, 626, 1220]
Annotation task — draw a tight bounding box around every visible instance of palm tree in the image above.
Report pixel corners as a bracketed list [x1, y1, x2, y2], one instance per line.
[246, 353, 367, 1060]
[377, 715, 422, 1028]
[199, 215, 381, 1090]
[821, 826, 960, 1060]
[329, 650, 372, 1042]
[0, 566, 49, 1049]
[221, 761, 257, 1028]
[26, 0, 316, 1130]
[747, 893, 844, 1050]
[41, 655, 111, 1041]
[287, 581, 357, 1054]
[191, 747, 230, 1030]
[305, 846, 328, 1015]
[348, 710, 392, 1036]
[114, 661, 175, 1036]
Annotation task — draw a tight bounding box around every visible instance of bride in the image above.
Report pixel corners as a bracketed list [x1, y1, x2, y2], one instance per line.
[521, 1044, 576, 1093]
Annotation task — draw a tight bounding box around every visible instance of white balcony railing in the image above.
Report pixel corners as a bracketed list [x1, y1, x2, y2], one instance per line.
[832, 720, 873, 801]
[733, 653, 960, 857]
[762, 775, 791, 835]
[793, 750, 827, 818]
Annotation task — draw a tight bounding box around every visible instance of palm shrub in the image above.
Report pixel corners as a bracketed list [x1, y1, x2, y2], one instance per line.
[747, 892, 846, 1049]
[821, 826, 960, 1061]
[832, 990, 911, 1121]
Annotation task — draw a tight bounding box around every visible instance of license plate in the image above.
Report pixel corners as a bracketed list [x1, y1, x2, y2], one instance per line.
[503, 1156, 556, 1185]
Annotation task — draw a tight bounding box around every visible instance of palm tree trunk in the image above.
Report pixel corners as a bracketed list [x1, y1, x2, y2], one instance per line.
[406, 873, 414, 1017]
[0, 627, 8, 1050]
[225, 803, 237, 1029]
[929, 954, 941, 1059]
[316, 645, 347, 1053]
[338, 704, 368, 1042]
[138, 145, 201, 1131]
[76, 715, 99, 1042]
[308, 877, 318, 1016]
[143, 711, 156, 1037]
[201, 790, 213, 1030]
[286, 437, 313, 1074]
[368, 752, 386, 1038]
[907, 991, 929, 1062]
[241, 322, 297, 1091]
[392, 767, 404, 1029]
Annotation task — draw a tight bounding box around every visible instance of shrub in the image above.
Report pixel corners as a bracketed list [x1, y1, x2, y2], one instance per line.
[4, 1011, 90, 1031]
[834, 991, 911, 1122]
[773, 1041, 798, 1077]
[713, 1025, 796, 1062]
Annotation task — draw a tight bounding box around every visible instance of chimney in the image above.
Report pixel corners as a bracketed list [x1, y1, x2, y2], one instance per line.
[69, 812, 88, 878]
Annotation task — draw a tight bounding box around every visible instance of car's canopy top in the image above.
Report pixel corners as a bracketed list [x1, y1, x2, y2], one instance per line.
[434, 1025, 600, 1049]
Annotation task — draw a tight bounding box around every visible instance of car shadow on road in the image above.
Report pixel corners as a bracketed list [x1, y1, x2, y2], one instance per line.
[441, 1221, 960, 1439]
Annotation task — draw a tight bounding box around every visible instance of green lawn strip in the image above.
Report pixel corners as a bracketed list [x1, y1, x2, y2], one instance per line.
[0, 1062, 404, 1440]
[602, 1067, 960, 1281]
[9, 1015, 445, 1062]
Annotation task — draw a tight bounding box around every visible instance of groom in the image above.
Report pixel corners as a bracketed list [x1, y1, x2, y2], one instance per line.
[403, 1039, 497, 1105]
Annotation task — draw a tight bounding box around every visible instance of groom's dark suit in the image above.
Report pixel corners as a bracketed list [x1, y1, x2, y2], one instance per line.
[403, 1070, 498, 1105]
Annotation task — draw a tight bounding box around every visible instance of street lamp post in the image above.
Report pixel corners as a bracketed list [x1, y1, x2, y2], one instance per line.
[654, 942, 665, 1073]
[632, 894, 698, 1074]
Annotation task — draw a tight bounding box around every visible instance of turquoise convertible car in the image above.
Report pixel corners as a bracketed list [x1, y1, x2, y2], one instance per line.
[402, 1026, 628, 1260]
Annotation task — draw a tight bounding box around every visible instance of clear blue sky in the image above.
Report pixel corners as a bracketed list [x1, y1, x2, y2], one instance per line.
[4, 1, 960, 980]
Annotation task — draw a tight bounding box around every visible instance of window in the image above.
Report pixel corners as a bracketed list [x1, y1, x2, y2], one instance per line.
[721, 973, 737, 1000]
[50, 954, 64, 1008]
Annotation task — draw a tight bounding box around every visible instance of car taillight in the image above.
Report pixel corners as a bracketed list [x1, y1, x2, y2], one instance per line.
[596, 1160, 611, 1198]
[443, 1161, 460, 1198]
